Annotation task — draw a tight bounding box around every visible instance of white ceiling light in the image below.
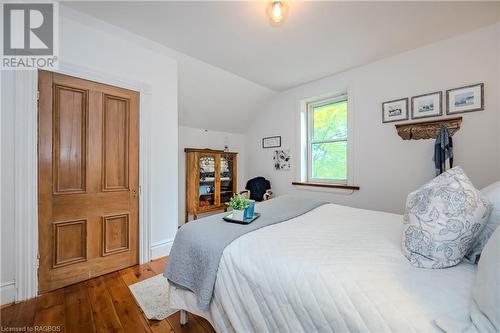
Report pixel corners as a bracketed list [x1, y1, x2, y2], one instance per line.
[268, 0, 287, 26]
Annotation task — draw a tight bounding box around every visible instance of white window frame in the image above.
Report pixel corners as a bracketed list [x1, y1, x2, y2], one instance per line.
[306, 94, 349, 185]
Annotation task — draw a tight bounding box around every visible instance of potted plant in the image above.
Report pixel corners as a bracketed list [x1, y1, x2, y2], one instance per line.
[226, 194, 249, 221]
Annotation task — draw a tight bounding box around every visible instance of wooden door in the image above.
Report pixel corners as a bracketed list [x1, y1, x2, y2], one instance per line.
[38, 70, 139, 293]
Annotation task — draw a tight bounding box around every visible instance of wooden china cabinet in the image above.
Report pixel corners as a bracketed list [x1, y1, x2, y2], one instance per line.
[185, 148, 238, 222]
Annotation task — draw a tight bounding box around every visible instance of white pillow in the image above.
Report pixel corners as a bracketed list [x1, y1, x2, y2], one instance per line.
[466, 181, 500, 263]
[433, 308, 476, 332]
[470, 225, 500, 332]
[402, 166, 491, 269]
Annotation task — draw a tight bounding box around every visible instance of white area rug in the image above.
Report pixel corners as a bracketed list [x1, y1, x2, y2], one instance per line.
[129, 274, 178, 320]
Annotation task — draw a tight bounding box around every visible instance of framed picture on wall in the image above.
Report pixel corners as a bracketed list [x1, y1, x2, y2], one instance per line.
[382, 98, 409, 123]
[262, 136, 281, 148]
[273, 149, 291, 170]
[446, 83, 484, 115]
[411, 91, 442, 119]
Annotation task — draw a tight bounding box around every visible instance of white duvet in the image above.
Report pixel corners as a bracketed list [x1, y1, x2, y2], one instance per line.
[170, 203, 477, 333]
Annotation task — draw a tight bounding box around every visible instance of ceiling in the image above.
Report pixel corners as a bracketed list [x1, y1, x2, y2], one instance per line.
[174, 53, 275, 132]
[61, 3, 275, 134]
[63, 1, 499, 91]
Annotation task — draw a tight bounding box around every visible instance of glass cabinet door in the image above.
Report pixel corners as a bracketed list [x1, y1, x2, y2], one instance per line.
[220, 154, 234, 204]
[198, 155, 215, 208]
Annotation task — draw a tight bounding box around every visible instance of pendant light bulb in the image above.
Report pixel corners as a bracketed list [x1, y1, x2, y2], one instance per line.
[272, 1, 283, 23]
[268, 1, 287, 25]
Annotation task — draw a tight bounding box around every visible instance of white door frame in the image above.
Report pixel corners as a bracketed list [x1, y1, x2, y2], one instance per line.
[13, 62, 153, 301]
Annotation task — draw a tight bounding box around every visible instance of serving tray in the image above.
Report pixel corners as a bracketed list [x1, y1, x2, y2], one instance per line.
[223, 212, 261, 224]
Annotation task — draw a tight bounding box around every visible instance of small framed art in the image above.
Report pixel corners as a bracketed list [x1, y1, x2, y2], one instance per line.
[411, 91, 442, 119]
[446, 83, 484, 115]
[382, 98, 409, 123]
[273, 149, 291, 170]
[262, 136, 281, 148]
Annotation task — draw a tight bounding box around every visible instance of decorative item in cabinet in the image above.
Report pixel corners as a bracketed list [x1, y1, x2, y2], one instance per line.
[185, 148, 238, 222]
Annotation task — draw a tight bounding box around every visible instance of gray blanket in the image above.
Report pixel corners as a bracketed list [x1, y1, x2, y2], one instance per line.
[164, 195, 326, 310]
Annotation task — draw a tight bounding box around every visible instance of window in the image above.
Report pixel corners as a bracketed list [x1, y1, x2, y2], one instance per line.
[306, 95, 348, 184]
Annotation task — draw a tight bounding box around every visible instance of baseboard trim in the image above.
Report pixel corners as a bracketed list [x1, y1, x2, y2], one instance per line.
[150, 239, 174, 259]
[1, 281, 16, 306]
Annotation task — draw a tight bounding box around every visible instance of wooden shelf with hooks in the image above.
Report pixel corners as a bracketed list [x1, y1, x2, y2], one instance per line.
[395, 117, 463, 140]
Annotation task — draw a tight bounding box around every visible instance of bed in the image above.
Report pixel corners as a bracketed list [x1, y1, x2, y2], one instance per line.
[168, 203, 478, 332]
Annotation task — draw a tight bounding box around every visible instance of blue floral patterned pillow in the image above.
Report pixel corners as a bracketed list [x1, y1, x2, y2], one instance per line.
[402, 166, 491, 269]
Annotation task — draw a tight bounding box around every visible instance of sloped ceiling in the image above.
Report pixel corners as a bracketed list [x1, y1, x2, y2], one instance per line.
[176, 55, 275, 132]
[63, 1, 500, 132]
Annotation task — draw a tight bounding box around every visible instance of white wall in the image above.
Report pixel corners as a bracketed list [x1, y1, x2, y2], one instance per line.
[0, 72, 17, 304]
[178, 126, 246, 225]
[59, 9, 179, 246]
[0, 7, 178, 304]
[245, 24, 500, 214]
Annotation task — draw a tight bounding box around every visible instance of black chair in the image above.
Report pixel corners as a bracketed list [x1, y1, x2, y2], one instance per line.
[240, 177, 272, 202]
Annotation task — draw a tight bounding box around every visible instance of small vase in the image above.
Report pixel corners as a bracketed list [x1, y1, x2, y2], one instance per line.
[233, 209, 244, 221]
[244, 200, 255, 219]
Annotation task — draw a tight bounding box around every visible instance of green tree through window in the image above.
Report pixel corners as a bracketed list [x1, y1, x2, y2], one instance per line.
[308, 98, 348, 182]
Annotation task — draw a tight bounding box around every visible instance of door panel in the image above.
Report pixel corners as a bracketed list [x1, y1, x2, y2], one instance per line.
[52, 219, 87, 268]
[102, 213, 130, 256]
[102, 94, 129, 191]
[198, 154, 216, 209]
[38, 70, 139, 293]
[52, 85, 88, 194]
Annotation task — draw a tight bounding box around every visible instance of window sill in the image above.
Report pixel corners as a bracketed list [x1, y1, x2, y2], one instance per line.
[291, 182, 360, 191]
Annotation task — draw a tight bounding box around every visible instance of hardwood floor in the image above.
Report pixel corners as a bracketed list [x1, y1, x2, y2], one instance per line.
[0, 257, 216, 333]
